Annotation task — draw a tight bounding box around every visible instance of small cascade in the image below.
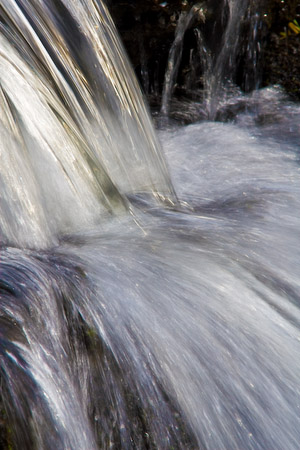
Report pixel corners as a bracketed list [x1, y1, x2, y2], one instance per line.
[0, 0, 175, 248]
[202, 0, 250, 118]
[242, 4, 264, 93]
[161, 0, 263, 119]
[160, 3, 206, 116]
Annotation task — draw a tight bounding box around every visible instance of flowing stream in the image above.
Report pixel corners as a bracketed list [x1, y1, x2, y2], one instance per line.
[1, 1, 300, 449]
[161, 0, 261, 120]
[160, 2, 206, 116]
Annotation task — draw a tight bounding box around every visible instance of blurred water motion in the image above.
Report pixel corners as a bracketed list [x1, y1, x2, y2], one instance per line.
[1, 1, 300, 449]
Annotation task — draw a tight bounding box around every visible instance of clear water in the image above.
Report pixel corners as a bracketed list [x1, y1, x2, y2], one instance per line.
[1, 1, 300, 450]
[0, 0, 174, 248]
[160, 3, 206, 116]
[161, 0, 262, 121]
[203, 0, 250, 118]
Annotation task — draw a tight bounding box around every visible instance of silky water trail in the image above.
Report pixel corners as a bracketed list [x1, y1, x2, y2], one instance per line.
[1, 1, 300, 449]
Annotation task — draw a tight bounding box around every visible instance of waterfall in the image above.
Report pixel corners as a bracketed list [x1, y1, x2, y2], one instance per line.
[160, 3, 206, 116]
[203, 0, 250, 118]
[161, 0, 262, 119]
[0, 0, 175, 249]
[1, 1, 300, 450]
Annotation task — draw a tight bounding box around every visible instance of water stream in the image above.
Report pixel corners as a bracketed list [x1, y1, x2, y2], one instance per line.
[160, 3, 206, 116]
[161, 0, 261, 120]
[1, 1, 300, 449]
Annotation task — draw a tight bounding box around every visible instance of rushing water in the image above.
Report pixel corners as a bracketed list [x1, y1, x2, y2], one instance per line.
[161, 0, 262, 121]
[1, 1, 300, 449]
[160, 3, 206, 116]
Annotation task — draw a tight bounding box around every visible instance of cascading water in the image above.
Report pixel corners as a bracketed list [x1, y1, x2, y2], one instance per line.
[161, 0, 262, 120]
[203, 0, 251, 118]
[1, 1, 300, 450]
[0, 0, 175, 249]
[160, 3, 206, 117]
